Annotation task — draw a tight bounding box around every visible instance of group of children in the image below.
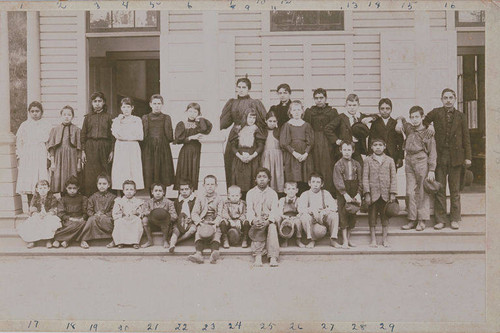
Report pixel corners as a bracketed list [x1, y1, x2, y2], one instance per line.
[15, 79, 465, 266]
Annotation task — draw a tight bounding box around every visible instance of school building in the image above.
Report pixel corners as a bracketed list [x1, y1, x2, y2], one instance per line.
[0, 10, 485, 254]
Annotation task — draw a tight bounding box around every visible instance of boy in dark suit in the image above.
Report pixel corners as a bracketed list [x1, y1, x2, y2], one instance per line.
[423, 88, 472, 230]
[169, 179, 197, 253]
[368, 98, 405, 170]
[325, 93, 370, 166]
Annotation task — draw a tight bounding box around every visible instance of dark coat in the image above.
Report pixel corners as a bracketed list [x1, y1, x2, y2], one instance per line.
[368, 116, 404, 163]
[325, 113, 368, 157]
[174, 197, 197, 217]
[423, 107, 471, 167]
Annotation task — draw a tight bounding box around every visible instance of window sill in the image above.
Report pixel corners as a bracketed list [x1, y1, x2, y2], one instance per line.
[260, 30, 355, 37]
[86, 31, 161, 38]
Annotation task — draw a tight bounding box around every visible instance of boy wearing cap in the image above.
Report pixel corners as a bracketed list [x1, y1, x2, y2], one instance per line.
[396, 106, 437, 232]
[363, 138, 397, 247]
[277, 182, 302, 248]
[141, 183, 177, 248]
[246, 167, 280, 267]
[220, 185, 247, 249]
[188, 175, 224, 264]
[298, 174, 338, 249]
[169, 179, 197, 253]
[333, 142, 363, 249]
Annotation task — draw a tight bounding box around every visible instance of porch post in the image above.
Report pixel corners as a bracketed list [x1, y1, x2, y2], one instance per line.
[0, 11, 23, 221]
[26, 11, 41, 103]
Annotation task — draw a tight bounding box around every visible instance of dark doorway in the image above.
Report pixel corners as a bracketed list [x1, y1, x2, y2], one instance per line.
[457, 50, 485, 185]
[89, 51, 160, 119]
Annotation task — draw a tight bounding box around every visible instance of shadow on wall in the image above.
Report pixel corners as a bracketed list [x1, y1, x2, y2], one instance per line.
[9, 11, 27, 134]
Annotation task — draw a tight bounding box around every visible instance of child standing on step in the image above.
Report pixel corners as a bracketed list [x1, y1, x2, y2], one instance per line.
[280, 101, 315, 195]
[112, 180, 144, 249]
[48, 105, 82, 195]
[220, 185, 247, 249]
[174, 103, 213, 191]
[53, 176, 88, 248]
[396, 106, 437, 232]
[261, 111, 284, 194]
[298, 173, 338, 248]
[277, 182, 302, 248]
[16, 101, 52, 208]
[142, 94, 175, 192]
[363, 138, 398, 247]
[188, 175, 224, 264]
[16, 180, 61, 249]
[78, 173, 116, 249]
[111, 97, 144, 192]
[141, 183, 177, 249]
[169, 179, 197, 253]
[333, 142, 363, 249]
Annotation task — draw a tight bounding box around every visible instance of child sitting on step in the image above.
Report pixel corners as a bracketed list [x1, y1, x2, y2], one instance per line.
[141, 183, 177, 248]
[169, 179, 197, 253]
[220, 185, 248, 249]
[277, 182, 302, 248]
[111, 180, 144, 249]
[188, 175, 224, 264]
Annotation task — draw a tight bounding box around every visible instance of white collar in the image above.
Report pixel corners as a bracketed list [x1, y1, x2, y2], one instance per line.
[179, 193, 195, 202]
[344, 111, 360, 119]
[288, 118, 305, 126]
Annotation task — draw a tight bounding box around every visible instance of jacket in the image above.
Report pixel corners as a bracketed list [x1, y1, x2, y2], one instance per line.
[363, 154, 398, 202]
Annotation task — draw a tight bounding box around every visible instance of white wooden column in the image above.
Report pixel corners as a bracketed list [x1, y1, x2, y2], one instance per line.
[0, 11, 23, 220]
[414, 11, 431, 110]
[159, 10, 169, 104]
[76, 12, 88, 125]
[203, 11, 219, 126]
[26, 11, 41, 104]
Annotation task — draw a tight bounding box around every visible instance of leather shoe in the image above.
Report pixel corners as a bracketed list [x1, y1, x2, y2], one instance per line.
[434, 222, 445, 230]
[450, 221, 460, 230]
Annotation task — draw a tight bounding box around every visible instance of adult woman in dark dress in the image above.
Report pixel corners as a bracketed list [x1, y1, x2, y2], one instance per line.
[220, 78, 267, 187]
[268, 83, 292, 129]
[303, 88, 339, 194]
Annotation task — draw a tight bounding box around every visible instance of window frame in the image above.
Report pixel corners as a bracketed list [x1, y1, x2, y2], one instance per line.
[269, 10, 345, 33]
[86, 10, 161, 33]
[455, 11, 485, 28]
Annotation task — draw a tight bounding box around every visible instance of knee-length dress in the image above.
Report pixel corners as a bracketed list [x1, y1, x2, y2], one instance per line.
[230, 125, 266, 192]
[303, 104, 339, 193]
[174, 118, 213, 190]
[111, 115, 144, 190]
[78, 191, 116, 241]
[112, 196, 144, 245]
[220, 95, 267, 187]
[16, 193, 61, 242]
[142, 112, 175, 190]
[280, 120, 315, 183]
[261, 129, 285, 192]
[48, 123, 81, 193]
[15, 118, 51, 195]
[54, 194, 88, 242]
[81, 108, 113, 196]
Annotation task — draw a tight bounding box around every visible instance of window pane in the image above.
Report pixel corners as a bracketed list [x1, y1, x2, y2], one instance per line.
[112, 11, 134, 28]
[271, 10, 343, 32]
[135, 11, 158, 28]
[89, 11, 111, 29]
[458, 11, 484, 23]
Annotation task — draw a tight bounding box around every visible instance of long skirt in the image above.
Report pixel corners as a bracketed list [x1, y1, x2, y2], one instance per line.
[54, 218, 86, 242]
[175, 141, 202, 190]
[112, 216, 143, 245]
[112, 141, 144, 190]
[51, 142, 79, 194]
[78, 215, 114, 241]
[142, 137, 175, 190]
[83, 139, 112, 196]
[16, 142, 49, 195]
[16, 214, 61, 242]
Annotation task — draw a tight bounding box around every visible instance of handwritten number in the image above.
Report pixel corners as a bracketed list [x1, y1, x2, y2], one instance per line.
[352, 2, 358, 8]
[389, 324, 395, 332]
[321, 323, 334, 331]
[256, 0, 265, 4]
[118, 325, 128, 331]
[122, 1, 128, 9]
[260, 323, 275, 330]
[67, 322, 76, 330]
[228, 322, 242, 330]
[28, 321, 39, 329]
[245, 4, 250, 10]
[89, 324, 98, 332]
[375, 1, 381, 8]
[360, 324, 366, 331]
[57, 1, 67, 9]
[94, 1, 100, 9]
[175, 323, 187, 331]
[147, 323, 159, 331]
[187, 2, 192, 8]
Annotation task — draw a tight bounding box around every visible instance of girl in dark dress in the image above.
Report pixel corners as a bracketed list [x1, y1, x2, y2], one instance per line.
[81, 92, 114, 196]
[174, 103, 213, 190]
[268, 83, 292, 129]
[53, 176, 88, 248]
[142, 94, 175, 191]
[280, 100, 315, 192]
[304, 88, 339, 194]
[230, 109, 266, 198]
[220, 78, 267, 188]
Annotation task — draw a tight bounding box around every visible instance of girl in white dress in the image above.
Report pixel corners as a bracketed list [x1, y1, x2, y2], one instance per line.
[16, 101, 52, 206]
[16, 180, 61, 248]
[111, 180, 144, 249]
[111, 97, 144, 191]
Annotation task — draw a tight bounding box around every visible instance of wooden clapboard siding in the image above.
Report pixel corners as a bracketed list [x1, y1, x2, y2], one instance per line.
[430, 10, 447, 30]
[352, 11, 415, 30]
[168, 11, 203, 32]
[39, 11, 79, 123]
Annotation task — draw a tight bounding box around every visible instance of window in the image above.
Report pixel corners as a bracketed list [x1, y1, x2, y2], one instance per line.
[455, 11, 485, 27]
[270, 11, 344, 32]
[87, 11, 160, 32]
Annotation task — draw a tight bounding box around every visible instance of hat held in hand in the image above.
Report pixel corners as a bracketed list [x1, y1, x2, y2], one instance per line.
[345, 200, 361, 215]
[312, 223, 327, 239]
[384, 200, 401, 218]
[423, 178, 442, 194]
[198, 223, 216, 239]
[279, 219, 295, 239]
[227, 228, 241, 246]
